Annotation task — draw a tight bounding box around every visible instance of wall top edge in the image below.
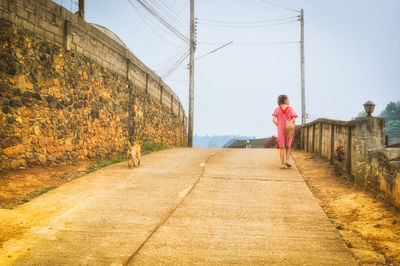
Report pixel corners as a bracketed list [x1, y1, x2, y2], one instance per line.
[0, 0, 183, 109]
[302, 117, 385, 127]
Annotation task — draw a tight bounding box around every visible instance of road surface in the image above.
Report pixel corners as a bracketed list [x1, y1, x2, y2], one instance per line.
[1, 148, 357, 265]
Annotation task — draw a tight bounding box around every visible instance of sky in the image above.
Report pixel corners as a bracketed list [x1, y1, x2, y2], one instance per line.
[59, 0, 400, 138]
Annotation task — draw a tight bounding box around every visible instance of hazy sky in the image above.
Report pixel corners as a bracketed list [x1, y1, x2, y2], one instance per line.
[75, 0, 399, 138]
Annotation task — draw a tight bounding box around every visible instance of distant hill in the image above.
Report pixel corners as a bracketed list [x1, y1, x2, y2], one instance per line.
[225, 138, 269, 148]
[193, 135, 255, 148]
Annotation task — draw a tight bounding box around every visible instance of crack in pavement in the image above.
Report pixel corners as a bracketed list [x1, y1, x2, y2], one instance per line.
[204, 176, 305, 183]
[124, 151, 220, 265]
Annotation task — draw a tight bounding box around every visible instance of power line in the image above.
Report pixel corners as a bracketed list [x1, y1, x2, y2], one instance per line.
[257, 0, 300, 13]
[127, 0, 184, 47]
[162, 49, 190, 79]
[194, 41, 233, 61]
[197, 20, 297, 28]
[147, 0, 188, 34]
[196, 16, 298, 25]
[134, 0, 189, 43]
[199, 41, 299, 46]
[138, 0, 188, 42]
[157, 0, 189, 29]
[156, 46, 188, 73]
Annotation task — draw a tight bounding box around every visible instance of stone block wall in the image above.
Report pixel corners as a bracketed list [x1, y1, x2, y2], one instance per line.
[357, 148, 400, 208]
[0, 0, 187, 170]
[301, 117, 400, 209]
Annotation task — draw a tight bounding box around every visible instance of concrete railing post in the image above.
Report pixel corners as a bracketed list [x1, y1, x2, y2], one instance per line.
[330, 124, 334, 163]
[160, 85, 163, 104]
[145, 73, 149, 94]
[126, 58, 130, 81]
[347, 126, 352, 173]
[319, 122, 323, 155]
[312, 124, 316, 152]
[63, 20, 71, 51]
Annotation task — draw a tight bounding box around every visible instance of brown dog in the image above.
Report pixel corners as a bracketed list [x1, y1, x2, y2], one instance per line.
[127, 141, 141, 168]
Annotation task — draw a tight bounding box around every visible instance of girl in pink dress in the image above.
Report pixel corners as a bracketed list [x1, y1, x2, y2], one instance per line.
[272, 95, 298, 169]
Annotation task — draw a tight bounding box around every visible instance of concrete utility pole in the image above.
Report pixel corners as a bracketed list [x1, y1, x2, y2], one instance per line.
[78, 0, 85, 19]
[188, 0, 195, 147]
[300, 9, 306, 124]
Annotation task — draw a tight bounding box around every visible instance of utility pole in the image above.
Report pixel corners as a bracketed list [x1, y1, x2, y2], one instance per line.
[300, 9, 306, 124]
[78, 0, 85, 20]
[188, 0, 195, 147]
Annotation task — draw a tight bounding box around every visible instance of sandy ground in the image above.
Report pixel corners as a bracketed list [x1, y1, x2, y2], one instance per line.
[0, 161, 94, 209]
[292, 150, 400, 265]
[0, 160, 94, 248]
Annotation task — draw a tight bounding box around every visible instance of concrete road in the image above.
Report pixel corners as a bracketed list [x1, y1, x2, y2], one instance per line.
[1, 149, 357, 265]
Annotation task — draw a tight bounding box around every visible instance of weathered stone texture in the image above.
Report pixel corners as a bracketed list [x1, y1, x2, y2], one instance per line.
[358, 148, 400, 207]
[301, 117, 400, 209]
[0, 20, 187, 170]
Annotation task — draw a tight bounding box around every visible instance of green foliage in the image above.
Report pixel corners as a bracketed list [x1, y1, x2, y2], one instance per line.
[380, 101, 400, 121]
[141, 142, 168, 154]
[380, 101, 400, 140]
[357, 111, 367, 117]
[386, 120, 400, 140]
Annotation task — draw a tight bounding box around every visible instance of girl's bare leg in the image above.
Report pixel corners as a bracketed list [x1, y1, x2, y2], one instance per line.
[286, 147, 291, 162]
[280, 148, 285, 165]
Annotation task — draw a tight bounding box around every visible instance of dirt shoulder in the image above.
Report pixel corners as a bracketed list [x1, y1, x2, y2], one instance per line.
[0, 160, 95, 209]
[0, 144, 166, 249]
[0, 160, 98, 249]
[292, 150, 400, 265]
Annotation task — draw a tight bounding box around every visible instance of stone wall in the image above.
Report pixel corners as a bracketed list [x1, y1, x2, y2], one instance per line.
[0, 0, 187, 170]
[301, 117, 400, 209]
[358, 148, 400, 208]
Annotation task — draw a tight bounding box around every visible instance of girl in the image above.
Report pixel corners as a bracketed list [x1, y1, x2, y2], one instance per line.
[272, 95, 298, 169]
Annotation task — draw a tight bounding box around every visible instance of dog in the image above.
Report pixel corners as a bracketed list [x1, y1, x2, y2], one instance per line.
[127, 141, 141, 168]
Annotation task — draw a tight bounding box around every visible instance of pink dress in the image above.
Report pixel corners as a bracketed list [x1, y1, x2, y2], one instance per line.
[272, 105, 298, 148]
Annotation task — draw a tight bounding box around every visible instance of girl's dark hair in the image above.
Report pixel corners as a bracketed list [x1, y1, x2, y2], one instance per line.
[278, 95, 288, 105]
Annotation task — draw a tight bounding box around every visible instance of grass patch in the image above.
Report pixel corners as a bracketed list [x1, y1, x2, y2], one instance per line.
[36, 186, 58, 197]
[141, 142, 168, 154]
[27, 144, 167, 199]
[85, 157, 126, 174]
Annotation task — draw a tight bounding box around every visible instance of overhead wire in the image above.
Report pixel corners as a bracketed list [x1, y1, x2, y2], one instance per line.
[197, 19, 298, 28]
[147, 0, 188, 34]
[196, 16, 298, 25]
[134, 0, 189, 43]
[155, 0, 189, 30]
[198, 41, 299, 46]
[162, 49, 190, 79]
[194, 41, 233, 62]
[127, 0, 191, 81]
[257, 0, 300, 13]
[127, 0, 184, 47]
[156, 46, 188, 73]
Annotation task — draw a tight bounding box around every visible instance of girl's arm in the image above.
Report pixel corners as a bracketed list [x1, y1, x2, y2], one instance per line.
[272, 116, 278, 126]
[290, 107, 297, 124]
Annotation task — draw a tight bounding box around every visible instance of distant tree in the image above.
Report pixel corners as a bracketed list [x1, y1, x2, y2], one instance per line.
[380, 101, 400, 140]
[380, 101, 400, 121]
[386, 120, 400, 140]
[356, 111, 367, 117]
[352, 111, 367, 120]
